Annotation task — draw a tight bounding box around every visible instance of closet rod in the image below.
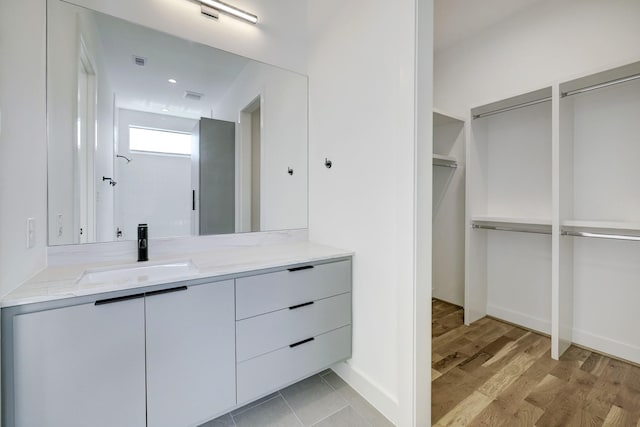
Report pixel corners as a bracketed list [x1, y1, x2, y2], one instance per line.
[472, 97, 551, 119]
[562, 73, 640, 97]
[561, 230, 640, 242]
[433, 162, 457, 169]
[472, 224, 551, 235]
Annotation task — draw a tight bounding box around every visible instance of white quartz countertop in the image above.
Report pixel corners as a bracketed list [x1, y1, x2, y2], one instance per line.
[2, 242, 353, 308]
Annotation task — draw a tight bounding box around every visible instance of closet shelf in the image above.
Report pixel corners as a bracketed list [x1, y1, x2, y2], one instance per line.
[561, 220, 640, 241]
[560, 61, 640, 98]
[471, 217, 551, 235]
[562, 220, 640, 231]
[433, 154, 457, 169]
[471, 87, 552, 119]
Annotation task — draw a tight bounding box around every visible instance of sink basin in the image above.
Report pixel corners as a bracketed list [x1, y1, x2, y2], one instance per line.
[77, 260, 198, 285]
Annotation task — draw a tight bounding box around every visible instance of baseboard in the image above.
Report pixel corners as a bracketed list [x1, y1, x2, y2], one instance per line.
[331, 360, 398, 425]
[487, 304, 551, 335]
[572, 328, 640, 366]
[431, 291, 463, 307]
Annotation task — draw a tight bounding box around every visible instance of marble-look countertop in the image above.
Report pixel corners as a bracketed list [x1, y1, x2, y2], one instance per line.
[2, 242, 353, 308]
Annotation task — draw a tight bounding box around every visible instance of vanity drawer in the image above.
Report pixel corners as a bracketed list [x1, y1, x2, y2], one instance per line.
[236, 292, 351, 362]
[235, 260, 351, 320]
[236, 325, 352, 404]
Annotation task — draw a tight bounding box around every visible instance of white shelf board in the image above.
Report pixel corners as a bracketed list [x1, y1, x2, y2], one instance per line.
[433, 109, 465, 125]
[561, 219, 640, 234]
[472, 216, 551, 227]
[471, 217, 552, 234]
[471, 87, 552, 119]
[432, 154, 457, 168]
[560, 60, 640, 97]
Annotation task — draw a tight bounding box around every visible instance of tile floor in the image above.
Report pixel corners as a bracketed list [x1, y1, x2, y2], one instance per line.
[200, 370, 393, 427]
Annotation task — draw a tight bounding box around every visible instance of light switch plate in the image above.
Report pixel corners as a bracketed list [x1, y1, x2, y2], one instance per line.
[26, 218, 35, 249]
[57, 213, 63, 237]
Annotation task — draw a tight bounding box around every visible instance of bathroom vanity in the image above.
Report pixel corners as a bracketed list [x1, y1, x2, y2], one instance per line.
[1, 243, 352, 427]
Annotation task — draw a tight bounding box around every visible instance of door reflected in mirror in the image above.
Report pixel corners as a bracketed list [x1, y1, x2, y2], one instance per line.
[47, 0, 308, 245]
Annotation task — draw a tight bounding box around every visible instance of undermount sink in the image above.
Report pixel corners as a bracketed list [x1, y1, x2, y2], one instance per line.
[77, 260, 198, 285]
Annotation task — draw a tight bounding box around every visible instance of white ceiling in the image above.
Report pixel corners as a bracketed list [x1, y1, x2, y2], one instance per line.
[90, 0, 544, 116]
[93, 12, 250, 119]
[434, 0, 546, 51]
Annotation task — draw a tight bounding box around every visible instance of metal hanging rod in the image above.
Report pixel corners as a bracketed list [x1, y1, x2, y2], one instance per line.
[562, 73, 640, 98]
[472, 97, 552, 120]
[432, 155, 457, 169]
[561, 230, 640, 242]
[472, 224, 551, 235]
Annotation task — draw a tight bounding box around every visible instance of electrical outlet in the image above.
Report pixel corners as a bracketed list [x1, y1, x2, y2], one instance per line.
[26, 218, 35, 249]
[57, 214, 63, 237]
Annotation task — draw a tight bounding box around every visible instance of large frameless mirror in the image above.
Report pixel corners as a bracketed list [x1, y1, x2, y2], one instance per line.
[47, 0, 308, 245]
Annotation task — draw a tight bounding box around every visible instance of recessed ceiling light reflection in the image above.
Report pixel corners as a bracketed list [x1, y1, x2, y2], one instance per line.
[168, 78, 177, 84]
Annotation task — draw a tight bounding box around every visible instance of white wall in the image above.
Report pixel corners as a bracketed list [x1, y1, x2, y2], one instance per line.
[116, 109, 197, 240]
[213, 61, 308, 232]
[0, 0, 48, 295]
[434, 0, 640, 117]
[66, 0, 307, 74]
[432, 117, 465, 305]
[308, 0, 432, 424]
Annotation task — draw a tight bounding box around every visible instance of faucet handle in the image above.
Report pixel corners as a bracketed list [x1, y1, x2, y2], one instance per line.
[137, 224, 149, 262]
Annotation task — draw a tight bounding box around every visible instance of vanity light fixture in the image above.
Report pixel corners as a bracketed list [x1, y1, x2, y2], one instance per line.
[197, 0, 258, 24]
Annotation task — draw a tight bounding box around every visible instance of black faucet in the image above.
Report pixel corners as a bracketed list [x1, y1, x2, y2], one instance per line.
[138, 224, 148, 262]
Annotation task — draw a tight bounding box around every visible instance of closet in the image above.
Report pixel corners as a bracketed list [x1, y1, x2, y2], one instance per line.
[465, 88, 552, 331]
[465, 60, 640, 364]
[432, 110, 465, 306]
[556, 61, 640, 362]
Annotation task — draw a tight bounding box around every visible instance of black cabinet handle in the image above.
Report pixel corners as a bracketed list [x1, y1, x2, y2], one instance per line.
[95, 286, 188, 306]
[95, 293, 144, 306]
[192, 190, 196, 211]
[145, 286, 188, 297]
[289, 337, 315, 348]
[289, 301, 314, 310]
[287, 265, 314, 272]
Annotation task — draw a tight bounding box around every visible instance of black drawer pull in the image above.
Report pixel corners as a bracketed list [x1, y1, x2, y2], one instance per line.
[289, 301, 314, 310]
[287, 265, 314, 272]
[289, 337, 315, 348]
[95, 293, 144, 306]
[145, 286, 188, 297]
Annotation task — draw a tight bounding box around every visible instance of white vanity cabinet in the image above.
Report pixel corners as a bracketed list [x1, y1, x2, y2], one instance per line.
[8, 280, 236, 427]
[12, 296, 147, 427]
[235, 260, 352, 404]
[145, 280, 235, 427]
[2, 256, 353, 427]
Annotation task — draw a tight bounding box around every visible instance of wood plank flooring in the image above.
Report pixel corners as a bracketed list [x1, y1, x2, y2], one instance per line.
[432, 299, 640, 426]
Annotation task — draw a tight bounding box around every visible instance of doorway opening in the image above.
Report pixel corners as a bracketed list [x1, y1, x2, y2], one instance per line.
[75, 37, 97, 244]
[238, 96, 262, 232]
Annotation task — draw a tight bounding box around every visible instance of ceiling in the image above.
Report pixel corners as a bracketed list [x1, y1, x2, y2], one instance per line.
[89, 0, 546, 115]
[434, 0, 546, 51]
[93, 12, 250, 119]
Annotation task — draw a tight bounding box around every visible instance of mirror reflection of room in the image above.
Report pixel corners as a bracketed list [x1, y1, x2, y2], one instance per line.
[47, 0, 308, 245]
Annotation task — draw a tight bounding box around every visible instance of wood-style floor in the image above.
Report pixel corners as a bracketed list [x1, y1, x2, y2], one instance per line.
[432, 299, 640, 426]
